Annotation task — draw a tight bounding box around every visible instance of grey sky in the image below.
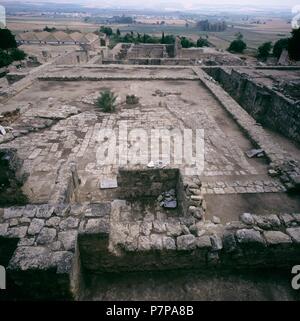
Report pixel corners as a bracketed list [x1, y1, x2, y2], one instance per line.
[2, 0, 299, 10]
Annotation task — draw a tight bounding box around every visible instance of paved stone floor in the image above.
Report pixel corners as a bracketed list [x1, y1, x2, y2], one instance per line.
[1, 75, 291, 219]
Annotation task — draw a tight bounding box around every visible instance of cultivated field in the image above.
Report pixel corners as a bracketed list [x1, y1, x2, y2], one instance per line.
[7, 15, 293, 52]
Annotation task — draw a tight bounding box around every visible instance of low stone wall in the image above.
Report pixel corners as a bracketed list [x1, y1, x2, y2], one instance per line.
[102, 58, 196, 65]
[204, 67, 300, 145]
[0, 203, 82, 299]
[53, 50, 89, 65]
[79, 207, 300, 273]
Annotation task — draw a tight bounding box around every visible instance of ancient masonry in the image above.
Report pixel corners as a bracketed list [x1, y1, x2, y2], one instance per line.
[0, 52, 300, 299]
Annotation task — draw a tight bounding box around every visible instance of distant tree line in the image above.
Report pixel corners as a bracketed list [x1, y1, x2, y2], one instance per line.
[257, 28, 300, 61]
[85, 15, 134, 25]
[0, 28, 27, 68]
[227, 27, 300, 62]
[43, 26, 57, 32]
[196, 20, 227, 32]
[100, 26, 211, 49]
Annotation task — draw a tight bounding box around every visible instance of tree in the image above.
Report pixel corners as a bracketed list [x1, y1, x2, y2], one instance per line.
[163, 35, 175, 45]
[288, 28, 300, 61]
[116, 29, 121, 37]
[0, 28, 17, 51]
[43, 26, 56, 32]
[228, 33, 247, 53]
[161, 32, 165, 44]
[100, 26, 113, 36]
[10, 48, 26, 61]
[273, 38, 289, 59]
[257, 42, 272, 60]
[197, 37, 209, 47]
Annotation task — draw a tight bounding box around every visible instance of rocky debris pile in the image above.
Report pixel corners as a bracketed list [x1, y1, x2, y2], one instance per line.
[147, 160, 168, 169]
[0, 109, 20, 126]
[246, 149, 265, 158]
[271, 159, 300, 191]
[157, 189, 177, 209]
[273, 80, 300, 100]
[152, 89, 181, 97]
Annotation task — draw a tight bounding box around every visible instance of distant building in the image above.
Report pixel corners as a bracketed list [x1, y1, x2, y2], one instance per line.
[15, 31, 102, 49]
[196, 20, 227, 32]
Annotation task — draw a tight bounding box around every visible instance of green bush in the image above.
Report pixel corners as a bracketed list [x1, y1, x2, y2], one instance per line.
[228, 33, 247, 53]
[126, 95, 139, 105]
[228, 39, 247, 53]
[257, 42, 272, 60]
[180, 37, 196, 48]
[10, 48, 27, 61]
[197, 37, 209, 47]
[0, 50, 13, 68]
[96, 90, 117, 112]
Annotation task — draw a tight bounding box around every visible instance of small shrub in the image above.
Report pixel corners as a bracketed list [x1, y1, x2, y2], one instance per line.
[96, 90, 117, 112]
[126, 94, 139, 105]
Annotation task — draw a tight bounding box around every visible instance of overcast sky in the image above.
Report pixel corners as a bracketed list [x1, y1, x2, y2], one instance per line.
[1, 0, 299, 10]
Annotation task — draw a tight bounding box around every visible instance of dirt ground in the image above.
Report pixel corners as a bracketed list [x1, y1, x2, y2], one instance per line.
[81, 268, 300, 301]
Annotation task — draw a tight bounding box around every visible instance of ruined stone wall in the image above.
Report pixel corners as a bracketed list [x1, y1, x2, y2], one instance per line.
[53, 50, 89, 65]
[116, 168, 179, 199]
[177, 48, 205, 59]
[205, 67, 300, 144]
[127, 45, 167, 59]
[102, 58, 195, 65]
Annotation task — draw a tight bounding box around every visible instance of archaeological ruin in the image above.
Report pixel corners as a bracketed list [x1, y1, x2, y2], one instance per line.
[0, 39, 300, 300]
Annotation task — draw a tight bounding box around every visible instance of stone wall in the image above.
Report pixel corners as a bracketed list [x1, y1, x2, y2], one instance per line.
[0, 149, 28, 207]
[1, 200, 300, 299]
[127, 44, 168, 59]
[116, 168, 179, 199]
[102, 58, 196, 65]
[53, 50, 89, 65]
[79, 206, 300, 273]
[205, 67, 300, 144]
